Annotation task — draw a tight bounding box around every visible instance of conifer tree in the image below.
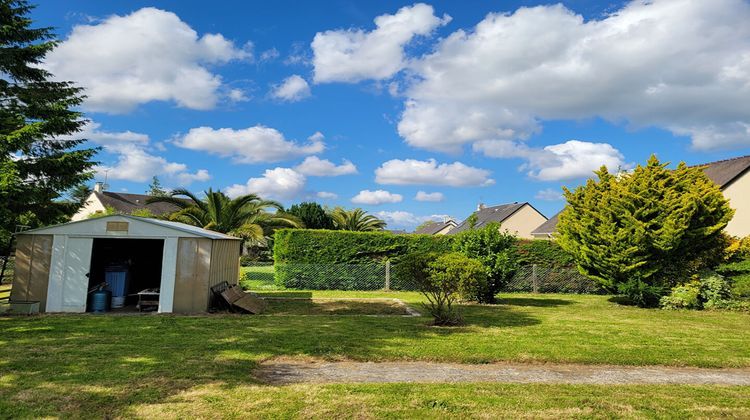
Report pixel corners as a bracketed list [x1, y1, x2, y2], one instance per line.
[0, 0, 98, 247]
[557, 155, 733, 306]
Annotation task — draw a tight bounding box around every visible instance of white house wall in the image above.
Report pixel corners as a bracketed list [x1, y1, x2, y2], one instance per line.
[723, 173, 750, 237]
[71, 194, 106, 221]
[501, 205, 548, 239]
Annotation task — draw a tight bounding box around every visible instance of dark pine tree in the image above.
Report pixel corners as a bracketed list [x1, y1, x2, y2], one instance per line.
[0, 0, 98, 248]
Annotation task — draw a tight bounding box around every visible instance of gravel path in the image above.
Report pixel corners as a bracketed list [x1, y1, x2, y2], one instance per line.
[255, 360, 750, 385]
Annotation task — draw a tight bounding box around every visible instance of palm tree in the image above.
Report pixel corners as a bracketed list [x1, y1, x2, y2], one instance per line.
[330, 207, 386, 231]
[147, 188, 301, 243]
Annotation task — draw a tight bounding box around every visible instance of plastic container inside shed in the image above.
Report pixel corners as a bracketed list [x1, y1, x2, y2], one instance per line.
[105, 265, 129, 308]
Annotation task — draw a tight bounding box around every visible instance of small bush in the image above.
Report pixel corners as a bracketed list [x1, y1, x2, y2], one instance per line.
[699, 272, 733, 309]
[420, 253, 487, 325]
[392, 252, 438, 291]
[452, 222, 517, 303]
[659, 281, 701, 309]
[618, 279, 665, 308]
[731, 274, 750, 299]
[660, 272, 734, 310]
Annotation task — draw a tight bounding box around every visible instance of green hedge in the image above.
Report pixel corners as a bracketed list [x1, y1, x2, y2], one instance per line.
[273, 229, 453, 289]
[272, 229, 575, 290]
[513, 239, 575, 267]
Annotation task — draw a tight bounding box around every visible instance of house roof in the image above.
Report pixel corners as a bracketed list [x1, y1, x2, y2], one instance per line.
[698, 155, 750, 188]
[18, 214, 240, 240]
[94, 191, 185, 216]
[531, 211, 560, 236]
[449, 202, 533, 234]
[414, 220, 456, 235]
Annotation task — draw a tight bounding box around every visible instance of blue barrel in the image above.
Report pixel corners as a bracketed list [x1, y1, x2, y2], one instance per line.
[91, 289, 112, 313]
[105, 266, 129, 297]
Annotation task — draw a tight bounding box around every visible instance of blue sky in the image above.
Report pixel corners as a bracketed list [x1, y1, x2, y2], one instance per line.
[36, 0, 750, 228]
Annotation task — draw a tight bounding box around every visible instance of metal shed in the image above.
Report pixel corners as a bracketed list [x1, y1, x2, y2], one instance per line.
[10, 215, 241, 313]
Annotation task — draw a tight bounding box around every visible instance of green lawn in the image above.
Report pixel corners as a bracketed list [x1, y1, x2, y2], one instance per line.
[1, 293, 749, 417]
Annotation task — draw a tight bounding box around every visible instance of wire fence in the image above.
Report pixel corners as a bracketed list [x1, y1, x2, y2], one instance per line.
[260, 262, 602, 294]
[505, 265, 602, 294]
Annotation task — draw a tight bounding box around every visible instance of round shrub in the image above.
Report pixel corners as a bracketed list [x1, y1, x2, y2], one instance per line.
[428, 253, 488, 303]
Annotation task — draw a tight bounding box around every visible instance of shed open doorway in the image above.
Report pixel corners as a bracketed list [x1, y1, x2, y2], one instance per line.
[87, 238, 164, 311]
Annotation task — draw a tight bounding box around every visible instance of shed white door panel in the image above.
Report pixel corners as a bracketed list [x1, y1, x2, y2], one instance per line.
[60, 237, 93, 312]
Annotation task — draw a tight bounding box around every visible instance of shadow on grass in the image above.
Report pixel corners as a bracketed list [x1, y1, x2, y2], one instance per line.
[0, 303, 540, 417]
[255, 291, 313, 299]
[497, 297, 576, 307]
[608, 295, 636, 306]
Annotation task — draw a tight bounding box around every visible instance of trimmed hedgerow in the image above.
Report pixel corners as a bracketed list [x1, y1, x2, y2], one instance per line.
[273, 229, 453, 289]
[513, 239, 575, 267]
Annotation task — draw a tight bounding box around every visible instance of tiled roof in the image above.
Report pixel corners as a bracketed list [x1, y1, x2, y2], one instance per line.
[95, 191, 184, 216]
[531, 211, 560, 235]
[449, 203, 528, 234]
[414, 220, 456, 235]
[698, 155, 750, 188]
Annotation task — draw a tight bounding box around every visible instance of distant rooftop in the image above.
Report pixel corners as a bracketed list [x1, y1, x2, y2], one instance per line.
[95, 191, 185, 216]
[449, 202, 529, 235]
[697, 155, 750, 188]
[414, 220, 456, 235]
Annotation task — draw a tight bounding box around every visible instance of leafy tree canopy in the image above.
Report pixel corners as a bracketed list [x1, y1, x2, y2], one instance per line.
[330, 207, 386, 232]
[557, 155, 733, 307]
[147, 188, 301, 243]
[287, 201, 333, 229]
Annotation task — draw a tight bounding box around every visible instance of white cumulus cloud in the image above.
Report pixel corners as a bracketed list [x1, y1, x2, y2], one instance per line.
[70, 121, 208, 185]
[46, 7, 251, 113]
[414, 191, 444, 202]
[175, 126, 324, 163]
[535, 188, 564, 201]
[397, 0, 750, 151]
[226, 168, 306, 200]
[316, 191, 338, 200]
[351, 189, 403, 205]
[96, 143, 210, 185]
[295, 156, 357, 176]
[475, 139, 628, 181]
[312, 3, 450, 83]
[375, 158, 494, 187]
[271, 75, 311, 102]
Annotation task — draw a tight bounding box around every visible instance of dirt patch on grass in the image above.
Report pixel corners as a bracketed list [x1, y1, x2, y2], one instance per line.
[255, 360, 750, 385]
[262, 298, 415, 316]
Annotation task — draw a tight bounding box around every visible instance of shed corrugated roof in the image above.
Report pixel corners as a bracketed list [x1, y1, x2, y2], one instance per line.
[449, 203, 528, 234]
[18, 215, 240, 240]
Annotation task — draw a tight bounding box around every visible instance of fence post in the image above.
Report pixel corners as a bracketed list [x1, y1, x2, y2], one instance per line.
[384, 260, 391, 291]
[532, 264, 539, 293]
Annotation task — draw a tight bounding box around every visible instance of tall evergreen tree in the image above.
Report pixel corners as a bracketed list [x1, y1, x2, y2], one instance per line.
[557, 155, 733, 306]
[287, 201, 333, 229]
[146, 176, 167, 196]
[0, 0, 98, 247]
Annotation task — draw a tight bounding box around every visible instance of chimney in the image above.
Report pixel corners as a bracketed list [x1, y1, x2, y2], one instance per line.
[477, 202, 486, 211]
[94, 182, 104, 193]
